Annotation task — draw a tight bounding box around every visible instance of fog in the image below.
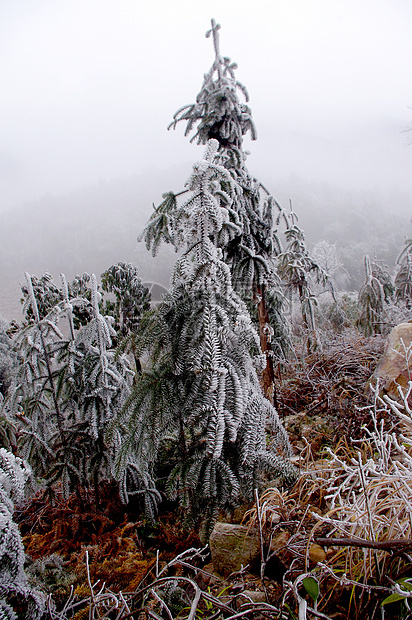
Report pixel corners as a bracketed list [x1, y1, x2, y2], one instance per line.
[1, 0, 412, 320]
[1, 0, 412, 210]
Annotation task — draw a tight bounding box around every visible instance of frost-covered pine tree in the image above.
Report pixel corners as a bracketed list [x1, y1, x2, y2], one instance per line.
[277, 203, 329, 352]
[143, 20, 329, 391]
[115, 139, 296, 535]
[0, 449, 44, 619]
[142, 19, 291, 399]
[357, 255, 394, 336]
[394, 238, 412, 310]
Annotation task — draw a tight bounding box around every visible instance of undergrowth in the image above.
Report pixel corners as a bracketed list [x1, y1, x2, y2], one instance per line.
[277, 331, 385, 450]
[12, 332, 412, 619]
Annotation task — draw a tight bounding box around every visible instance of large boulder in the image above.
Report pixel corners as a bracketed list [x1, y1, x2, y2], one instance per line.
[209, 523, 261, 577]
[371, 322, 412, 402]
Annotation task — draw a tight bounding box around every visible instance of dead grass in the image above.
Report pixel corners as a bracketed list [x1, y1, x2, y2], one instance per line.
[277, 332, 385, 450]
[246, 378, 412, 619]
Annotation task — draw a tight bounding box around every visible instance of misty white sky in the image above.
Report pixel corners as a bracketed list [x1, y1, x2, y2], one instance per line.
[1, 0, 412, 212]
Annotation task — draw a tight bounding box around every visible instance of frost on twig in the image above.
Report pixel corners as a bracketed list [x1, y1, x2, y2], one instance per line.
[308, 375, 412, 586]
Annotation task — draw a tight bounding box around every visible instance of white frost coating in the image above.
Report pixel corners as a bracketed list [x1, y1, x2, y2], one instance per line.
[117, 139, 296, 518]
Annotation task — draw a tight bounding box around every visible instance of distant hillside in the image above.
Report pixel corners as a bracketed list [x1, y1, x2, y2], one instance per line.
[1, 168, 411, 322]
[275, 177, 412, 288]
[0, 169, 182, 320]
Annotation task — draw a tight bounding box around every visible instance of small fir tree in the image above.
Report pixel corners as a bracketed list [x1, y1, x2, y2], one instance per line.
[357, 255, 394, 336]
[394, 238, 412, 310]
[101, 262, 151, 371]
[277, 203, 329, 352]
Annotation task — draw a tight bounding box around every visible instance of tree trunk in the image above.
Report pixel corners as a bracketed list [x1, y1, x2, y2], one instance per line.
[254, 283, 276, 404]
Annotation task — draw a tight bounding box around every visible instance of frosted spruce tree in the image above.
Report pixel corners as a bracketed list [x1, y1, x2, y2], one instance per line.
[357, 255, 394, 336]
[277, 202, 329, 352]
[142, 19, 289, 399]
[115, 139, 296, 535]
[143, 20, 328, 393]
[394, 238, 412, 309]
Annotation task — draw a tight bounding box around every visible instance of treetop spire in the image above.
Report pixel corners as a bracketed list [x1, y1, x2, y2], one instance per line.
[206, 19, 222, 76]
[168, 19, 256, 149]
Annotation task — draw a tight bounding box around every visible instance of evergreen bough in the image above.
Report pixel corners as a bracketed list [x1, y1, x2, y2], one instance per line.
[0, 448, 44, 619]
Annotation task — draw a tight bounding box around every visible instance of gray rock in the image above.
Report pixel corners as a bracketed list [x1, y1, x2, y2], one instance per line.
[209, 522, 261, 577]
[371, 322, 412, 402]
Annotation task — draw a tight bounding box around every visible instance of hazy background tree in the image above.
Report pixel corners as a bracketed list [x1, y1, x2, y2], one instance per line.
[394, 238, 412, 309]
[357, 255, 394, 337]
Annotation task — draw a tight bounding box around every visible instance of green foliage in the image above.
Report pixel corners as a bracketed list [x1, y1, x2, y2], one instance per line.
[302, 576, 320, 603]
[381, 578, 412, 618]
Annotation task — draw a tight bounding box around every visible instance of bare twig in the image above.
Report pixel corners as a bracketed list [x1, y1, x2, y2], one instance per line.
[315, 536, 412, 553]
